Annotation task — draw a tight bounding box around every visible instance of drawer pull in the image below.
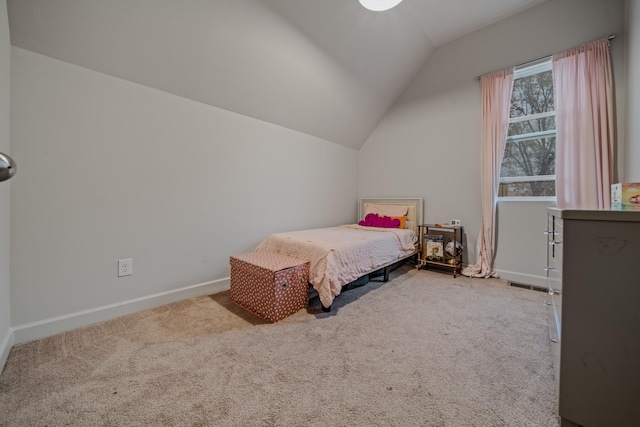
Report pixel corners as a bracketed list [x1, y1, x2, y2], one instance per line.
[544, 266, 559, 272]
[548, 240, 562, 246]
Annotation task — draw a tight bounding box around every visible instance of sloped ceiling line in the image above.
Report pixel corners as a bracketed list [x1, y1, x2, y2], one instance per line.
[7, 0, 548, 149]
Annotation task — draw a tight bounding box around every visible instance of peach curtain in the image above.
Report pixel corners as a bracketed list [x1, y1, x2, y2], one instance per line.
[462, 69, 513, 278]
[553, 38, 614, 209]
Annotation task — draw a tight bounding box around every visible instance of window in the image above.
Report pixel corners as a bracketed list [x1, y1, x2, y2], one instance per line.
[499, 58, 556, 198]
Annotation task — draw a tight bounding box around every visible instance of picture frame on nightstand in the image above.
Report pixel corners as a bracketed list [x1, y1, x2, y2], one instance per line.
[424, 234, 444, 261]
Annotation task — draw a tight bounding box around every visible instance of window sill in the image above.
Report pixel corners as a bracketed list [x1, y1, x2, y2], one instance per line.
[497, 196, 557, 203]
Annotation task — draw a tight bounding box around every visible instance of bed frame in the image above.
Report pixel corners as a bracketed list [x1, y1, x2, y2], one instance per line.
[318, 197, 424, 311]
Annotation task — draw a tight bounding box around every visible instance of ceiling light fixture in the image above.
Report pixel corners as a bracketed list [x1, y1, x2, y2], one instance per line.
[358, 0, 404, 12]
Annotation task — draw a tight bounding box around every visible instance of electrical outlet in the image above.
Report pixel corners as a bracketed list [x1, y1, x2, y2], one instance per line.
[451, 219, 462, 226]
[118, 258, 133, 277]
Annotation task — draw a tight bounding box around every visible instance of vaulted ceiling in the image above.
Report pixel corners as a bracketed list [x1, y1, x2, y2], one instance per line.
[7, 0, 548, 149]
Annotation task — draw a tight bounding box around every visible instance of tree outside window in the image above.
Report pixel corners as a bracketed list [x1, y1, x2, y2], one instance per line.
[499, 58, 556, 197]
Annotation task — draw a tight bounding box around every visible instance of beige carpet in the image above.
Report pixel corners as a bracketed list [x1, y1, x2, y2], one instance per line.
[0, 265, 559, 426]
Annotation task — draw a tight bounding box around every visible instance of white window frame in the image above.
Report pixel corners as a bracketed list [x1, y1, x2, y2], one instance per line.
[499, 57, 556, 199]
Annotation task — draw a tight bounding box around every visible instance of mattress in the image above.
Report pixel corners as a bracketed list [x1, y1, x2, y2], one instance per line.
[253, 224, 417, 308]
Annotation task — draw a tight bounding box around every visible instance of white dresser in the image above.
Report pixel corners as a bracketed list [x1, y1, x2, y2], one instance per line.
[546, 208, 640, 427]
[546, 211, 563, 344]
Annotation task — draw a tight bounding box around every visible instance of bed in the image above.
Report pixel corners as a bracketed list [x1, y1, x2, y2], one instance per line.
[253, 198, 423, 309]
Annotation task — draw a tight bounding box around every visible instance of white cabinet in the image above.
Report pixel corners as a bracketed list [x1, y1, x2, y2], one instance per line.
[547, 208, 640, 427]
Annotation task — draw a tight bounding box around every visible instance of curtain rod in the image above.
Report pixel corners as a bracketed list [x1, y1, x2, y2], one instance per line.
[474, 34, 616, 80]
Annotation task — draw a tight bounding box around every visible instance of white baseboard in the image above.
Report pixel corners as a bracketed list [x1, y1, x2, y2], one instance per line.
[12, 277, 230, 345]
[0, 327, 14, 374]
[493, 269, 548, 289]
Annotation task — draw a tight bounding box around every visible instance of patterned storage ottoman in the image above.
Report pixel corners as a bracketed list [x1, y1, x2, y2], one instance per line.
[229, 252, 310, 322]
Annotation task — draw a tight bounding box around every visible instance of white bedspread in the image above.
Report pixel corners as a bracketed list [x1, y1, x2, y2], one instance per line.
[253, 224, 417, 308]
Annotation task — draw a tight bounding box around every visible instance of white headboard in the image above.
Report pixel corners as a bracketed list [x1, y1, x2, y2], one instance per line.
[358, 198, 424, 235]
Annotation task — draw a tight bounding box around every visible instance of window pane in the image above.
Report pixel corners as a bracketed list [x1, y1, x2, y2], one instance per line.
[508, 116, 555, 136]
[510, 70, 554, 118]
[499, 181, 555, 197]
[499, 60, 556, 198]
[501, 137, 556, 178]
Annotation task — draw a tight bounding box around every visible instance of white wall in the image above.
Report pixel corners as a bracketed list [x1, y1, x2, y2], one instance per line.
[359, 0, 627, 286]
[626, 0, 640, 182]
[10, 48, 358, 341]
[0, 0, 12, 371]
[494, 200, 555, 287]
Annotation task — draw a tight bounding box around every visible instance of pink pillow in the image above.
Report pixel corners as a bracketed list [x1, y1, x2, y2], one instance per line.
[358, 213, 377, 226]
[359, 213, 401, 228]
